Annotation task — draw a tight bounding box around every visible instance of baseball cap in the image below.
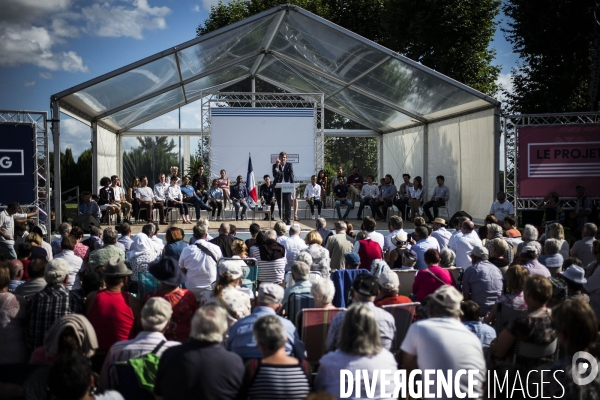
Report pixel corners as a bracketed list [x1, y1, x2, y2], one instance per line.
[344, 252, 360, 267]
[352, 273, 379, 297]
[471, 245, 489, 259]
[429, 285, 463, 314]
[45, 259, 70, 284]
[258, 283, 284, 304]
[403, 248, 417, 261]
[141, 297, 173, 330]
[218, 259, 244, 280]
[378, 270, 399, 291]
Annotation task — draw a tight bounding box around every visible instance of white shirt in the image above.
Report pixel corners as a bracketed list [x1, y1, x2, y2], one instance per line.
[489, 200, 514, 222]
[135, 186, 154, 202]
[54, 249, 83, 290]
[383, 229, 405, 254]
[111, 186, 125, 202]
[166, 185, 183, 202]
[409, 186, 423, 200]
[303, 184, 321, 199]
[153, 182, 169, 202]
[368, 231, 384, 251]
[451, 231, 483, 268]
[283, 235, 308, 271]
[401, 318, 486, 400]
[0, 210, 26, 245]
[360, 183, 379, 199]
[179, 239, 222, 288]
[151, 236, 164, 253]
[431, 226, 453, 249]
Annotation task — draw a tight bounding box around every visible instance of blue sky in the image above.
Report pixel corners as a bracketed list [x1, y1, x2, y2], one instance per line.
[0, 0, 518, 160]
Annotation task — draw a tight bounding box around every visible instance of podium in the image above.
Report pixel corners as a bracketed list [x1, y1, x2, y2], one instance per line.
[275, 183, 297, 224]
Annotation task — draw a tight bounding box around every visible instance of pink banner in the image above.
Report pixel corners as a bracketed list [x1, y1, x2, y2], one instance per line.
[517, 125, 600, 197]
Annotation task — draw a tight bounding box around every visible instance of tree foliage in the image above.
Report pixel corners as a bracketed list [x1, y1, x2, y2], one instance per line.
[123, 136, 178, 188]
[502, 0, 595, 113]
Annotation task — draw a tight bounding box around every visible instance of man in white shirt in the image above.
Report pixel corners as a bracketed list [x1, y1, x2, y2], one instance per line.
[431, 218, 452, 249]
[393, 173, 413, 221]
[154, 173, 169, 206]
[136, 175, 166, 224]
[283, 224, 308, 271]
[383, 215, 405, 254]
[0, 202, 34, 260]
[362, 216, 384, 251]
[54, 235, 83, 291]
[111, 175, 131, 223]
[356, 175, 378, 220]
[451, 220, 483, 268]
[303, 175, 322, 219]
[179, 225, 222, 300]
[489, 191, 514, 225]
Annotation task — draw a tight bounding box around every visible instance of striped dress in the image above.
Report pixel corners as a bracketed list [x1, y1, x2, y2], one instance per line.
[247, 361, 312, 400]
[250, 246, 286, 284]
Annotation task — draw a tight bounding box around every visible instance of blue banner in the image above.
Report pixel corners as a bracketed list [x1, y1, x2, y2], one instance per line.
[0, 124, 36, 205]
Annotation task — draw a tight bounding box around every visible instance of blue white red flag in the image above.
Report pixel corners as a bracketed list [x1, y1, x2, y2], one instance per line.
[247, 155, 258, 203]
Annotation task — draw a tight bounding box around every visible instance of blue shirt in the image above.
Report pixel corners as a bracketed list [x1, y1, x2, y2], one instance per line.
[227, 306, 304, 360]
[180, 185, 195, 198]
[412, 237, 441, 270]
[230, 184, 248, 200]
[379, 184, 397, 199]
[164, 241, 188, 262]
[463, 321, 496, 347]
[79, 200, 101, 219]
[118, 235, 133, 252]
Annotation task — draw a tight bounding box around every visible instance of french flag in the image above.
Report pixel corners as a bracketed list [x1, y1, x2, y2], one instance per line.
[246, 154, 258, 203]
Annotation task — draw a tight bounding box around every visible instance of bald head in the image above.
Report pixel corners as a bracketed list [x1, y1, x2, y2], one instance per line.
[462, 220, 475, 233]
[219, 223, 230, 235]
[8, 260, 24, 280]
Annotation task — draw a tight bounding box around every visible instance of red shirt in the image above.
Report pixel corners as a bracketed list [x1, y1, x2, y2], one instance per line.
[412, 266, 455, 302]
[87, 290, 135, 351]
[144, 288, 198, 342]
[357, 239, 382, 270]
[374, 295, 412, 308]
[21, 259, 30, 281]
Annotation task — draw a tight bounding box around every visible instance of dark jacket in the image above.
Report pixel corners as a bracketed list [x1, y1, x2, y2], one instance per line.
[210, 234, 234, 258]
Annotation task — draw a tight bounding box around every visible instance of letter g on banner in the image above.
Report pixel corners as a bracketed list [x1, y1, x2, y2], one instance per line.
[572, 351, 599, 385]
[0, 157, 12, 168]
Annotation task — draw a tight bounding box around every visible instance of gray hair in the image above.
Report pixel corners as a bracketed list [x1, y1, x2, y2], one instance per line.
[196, 218, 209, 230]
[428, 295, 461, 318]
[253, 315, 287, 353]
[102, 227, 118, 245]
[334, 221, 347, 230]
[193, 225, 207, 239]
[274, 221, 287, 236]
[316, 218, 327, 229]
[90, 226, 103, 237]
[490, 238, 508, 258]
[266, 229, 277, 240]
[544, 238, 560, 255]
[487, 223, 502, 236]
[190, 305, 228, 342]
[522, 224, 538, 241]
[296, 251, 313, 267]
[58, 223, 71, 237]
[291, 261, 310, 281]
[356, 230, 369, 241]
[338, 304, 382, 356]
[584, 223, 598, 237]
[141, 223, 155, 237]
[311, 278, 335, 306]
[439, 248, 456, 268]
[289, 224, 301, 236]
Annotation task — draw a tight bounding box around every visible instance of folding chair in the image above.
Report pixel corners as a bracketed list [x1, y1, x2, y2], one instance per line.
[383, 302, 420, 353]
[393, 270, 417, 297]
[166, 207, 179, 222]
[446, 266, 463, 289]
[301, 308, 346, 365]
[286, 292, 315, 324]
[438, 200, 450, 221]
[513, 338, 558, 365]
[494, 302, 528, 334]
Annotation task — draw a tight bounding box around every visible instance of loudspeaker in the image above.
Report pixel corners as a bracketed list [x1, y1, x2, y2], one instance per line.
[72, 215, 100, 233]
[449, 211, 472, 228]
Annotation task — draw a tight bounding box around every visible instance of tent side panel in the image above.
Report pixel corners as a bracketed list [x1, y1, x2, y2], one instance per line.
[382, 126, 424, 187]
[97, 125, 118, 189]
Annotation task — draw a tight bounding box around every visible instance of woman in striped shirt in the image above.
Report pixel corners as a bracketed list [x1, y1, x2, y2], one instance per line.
[250, 232, 286, 285]
[244, 315, 311, 399]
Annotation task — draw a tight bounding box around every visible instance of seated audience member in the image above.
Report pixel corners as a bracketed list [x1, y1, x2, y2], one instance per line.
[304, 174, 322, 219]
[99, 297, 180, 390]
[439, 248, 456, 268]
[583, 240, 600, 322]
[284, 224, 307, 272]
[423, 175, 450, 223]
[28, 258, 84, 349]
[362, 216, 384, 250]
[179, 225, 222, 300]
[230, 175, 249, 221]
[31, 226, 53, 260]
[98, 177, 120, 224]
[315, 218, 333, 245]
[344, 252, 360, 270]
[401, 286, 486, 398]
[200, 259, 251, 325]
[245, 223, 261, 249]
[489, 191, 515, 226]
[447, 216, 468, 249]
[7, 259, 25, 292]
[181, 175, 212, 221]
[228, 283, 305, 361]
[431, 218, 452, 249]
[117, 222, 133, 252]
[517, 224, 542, 256]
[166, 175, 192, 224]
[539, 299, 600, 399]
[326, 274, 396, 352]
[210, 222, 234, 258]
[412, 249, 456, 302]
[299, 230, 330, 279]
[488, 238, 510, 272]
[54, 235, 83, 291]
[48, 352, 124, 400]
[312, 278, 336, 310]
[539, 238, 564, 274]
[88, 228, 125, 270]
[485, 214, 499, 225]
[490, 275, 556, 367]
[520, 244, 551, 278]
[547, 277, 568, 307]
[485, 264, 528, 326]
[52, 223, 71, 256]
[145, 257, 198, 342]
[486, 223, 513, 265]
[26, 232, 49, 261]
[374, 269, 412, 307]
[245, 315, 312, 400]
[344, 220, 355, 239]
[85, 257, 142, 352]
[461, 300, 496, 347]
[208, 178, 224, 220]
[462, 246, 503, 316]
[383, 215, 405, 254]
[154, 305, 245, 400]
[282, 261, 312, 314]
[127, 224, 161, 292]
[558, 265, 589, 302]
[232, 239, 248, 258]
[81, 226, 104, 252]
[333, 176, 353, 220]
[393, 173, 413, 220]
[450, 219, 483, 268]
[411, 225, 440, 270]
[15, 257, 47, 297]
[386, 231, 409, 268]
[571, 223, 597, 267]
[248, 231, 286, 284]
[503, 216, 521, 238]
[0, 262, 27, 363]
[371, 174, 397, 221]
[273, 221, 288, 244]
[352, 230, 381, 271]
[316, 304, 397, 398]
[163, 226, 187, 262]
[79, 191, 102, 221]
[82, 270, 105, 297]
[69, 226, 91, 267]
[17, 242, 32, 279]
[29, 313, 98, 364]
[325, 221, 354, 271]
[357, 175, 378, 220]
[394, 248, 418, 271]
[541, 222, 570, 260]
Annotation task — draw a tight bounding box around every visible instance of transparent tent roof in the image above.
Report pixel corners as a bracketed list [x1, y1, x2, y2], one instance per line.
[53, 4, 499, 134]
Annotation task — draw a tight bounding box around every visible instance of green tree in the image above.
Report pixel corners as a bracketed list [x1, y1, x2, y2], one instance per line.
[123, 137, 178, 189]
[502, 0, 595, 113]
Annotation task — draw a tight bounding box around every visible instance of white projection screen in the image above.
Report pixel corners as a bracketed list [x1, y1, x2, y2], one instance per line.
[210, 108, 315, 180]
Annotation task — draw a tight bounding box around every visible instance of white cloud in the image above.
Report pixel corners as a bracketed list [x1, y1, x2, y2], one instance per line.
[82, 0, 171, 40]
[39, 72, 53, 79]
[52, 18, 79, 38]
[24, 81, 36, 87]
[61, 118, 92, 160]
[495, 72, 514, 104]
[192, 4, 201, 12]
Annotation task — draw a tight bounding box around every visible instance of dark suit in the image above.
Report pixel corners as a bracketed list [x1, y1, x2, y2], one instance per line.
[209, 234, 234, 258]
[272, 161, 295, 222]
